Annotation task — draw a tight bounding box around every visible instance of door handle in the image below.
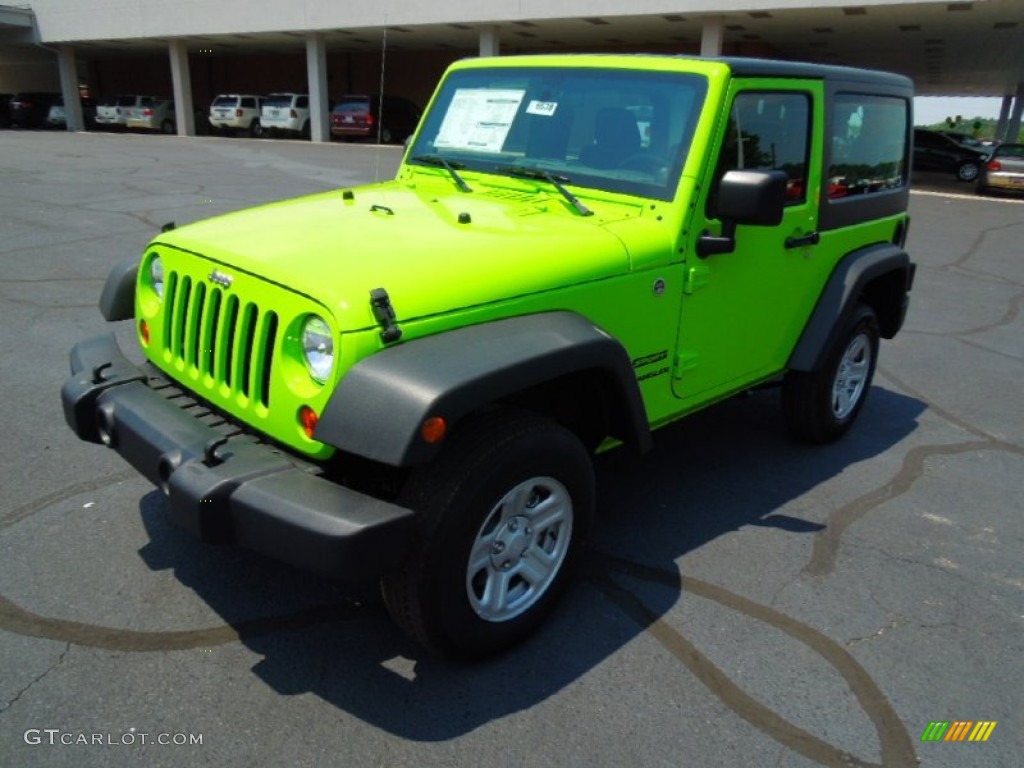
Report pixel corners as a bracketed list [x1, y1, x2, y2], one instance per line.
[785, 231, 820, 249]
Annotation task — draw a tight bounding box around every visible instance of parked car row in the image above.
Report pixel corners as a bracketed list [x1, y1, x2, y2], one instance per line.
[4, 89, 421, 143]
[205, 92, 420, 143]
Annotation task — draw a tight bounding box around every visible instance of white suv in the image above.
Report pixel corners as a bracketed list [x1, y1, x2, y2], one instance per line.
[209, 94, 265, 137]
[261, 93, 310, 138]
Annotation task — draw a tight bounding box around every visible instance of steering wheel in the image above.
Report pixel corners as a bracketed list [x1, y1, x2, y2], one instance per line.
[617, 153, 668, 174]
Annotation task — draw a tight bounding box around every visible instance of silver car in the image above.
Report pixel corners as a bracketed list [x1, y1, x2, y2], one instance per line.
[977, 144, 1024, 196]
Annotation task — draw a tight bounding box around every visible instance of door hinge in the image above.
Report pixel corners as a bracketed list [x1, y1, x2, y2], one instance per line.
[683, 264, 711, 295]
[673, 351, 699, 379]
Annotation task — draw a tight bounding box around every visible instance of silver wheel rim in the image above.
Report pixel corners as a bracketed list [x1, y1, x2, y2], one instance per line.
[466, 476, 573, 623]
[832, 332, 872, 420]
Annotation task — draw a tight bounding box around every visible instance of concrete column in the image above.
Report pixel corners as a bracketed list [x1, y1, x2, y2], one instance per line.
[169, 39, 195, 136]
[1006, 83, 1024, 144]
[306, 32, 329, 143]
[994, 94, 1012, 142]
[700, 16, 724, 57]
[479, 27, 500, 57]
[57, 46, 83, 132]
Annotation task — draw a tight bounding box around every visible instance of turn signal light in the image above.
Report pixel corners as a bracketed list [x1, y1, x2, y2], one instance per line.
[139, 319, 150, 345]
[299, 406, 319, 438]
[421, 416, 447, 444]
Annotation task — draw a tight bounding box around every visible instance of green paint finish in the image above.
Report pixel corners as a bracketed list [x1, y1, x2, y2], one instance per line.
[130, 53, 913, 458]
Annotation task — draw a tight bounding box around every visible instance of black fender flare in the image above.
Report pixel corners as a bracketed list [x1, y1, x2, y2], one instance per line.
[99, 257, 138, 321]
[315, 311, 652, 466]
[788, 243, 914, 373]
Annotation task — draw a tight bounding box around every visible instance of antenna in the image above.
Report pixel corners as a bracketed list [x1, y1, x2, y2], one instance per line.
[375, 27, 388, 182]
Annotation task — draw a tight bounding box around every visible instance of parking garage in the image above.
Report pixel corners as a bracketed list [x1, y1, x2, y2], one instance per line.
[3, 1, 1024, 143]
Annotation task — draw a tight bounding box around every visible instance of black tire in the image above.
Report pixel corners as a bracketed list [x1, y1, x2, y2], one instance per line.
[300, 120, 310, 140]
[249, 118, 263, 138]
[956, 160, 980, 182]
[782, 305, 880, 444]
[381, 410, 594, 659]
[160, 119, 175, 135]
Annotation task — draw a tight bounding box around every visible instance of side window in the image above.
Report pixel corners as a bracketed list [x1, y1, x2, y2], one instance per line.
[715, 91, 811, 205]
[829, 95, 908, 197]
[297, 96, 309, 109]
[241, 97, 255, 109]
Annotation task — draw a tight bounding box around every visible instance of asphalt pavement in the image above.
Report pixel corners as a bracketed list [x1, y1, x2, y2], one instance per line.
[0, 130, 1021, 768]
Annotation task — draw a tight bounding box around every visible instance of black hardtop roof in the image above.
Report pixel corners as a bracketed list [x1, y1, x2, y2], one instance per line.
[467, 53, 913, 91]
[708, 56, 913, 89]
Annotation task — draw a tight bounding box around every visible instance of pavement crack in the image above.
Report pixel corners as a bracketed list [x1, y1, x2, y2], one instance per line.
[0, 642, 70, 714]
[878, 366, 1024, 447]
[589, 553, 918, 768]
[844, 619, 905, 648]
[803, 439, 996, 578]
[946, 220, 1023, 272]
[957, 287, 1024, 337]
[0, 470, 139, 532]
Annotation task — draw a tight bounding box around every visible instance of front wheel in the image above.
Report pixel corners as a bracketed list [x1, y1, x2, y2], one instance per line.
[783, 305, 879, 443]
[381, 410, 594, 659]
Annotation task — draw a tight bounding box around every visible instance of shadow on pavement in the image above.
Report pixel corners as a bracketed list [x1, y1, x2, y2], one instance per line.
[137, 383, 925, 741]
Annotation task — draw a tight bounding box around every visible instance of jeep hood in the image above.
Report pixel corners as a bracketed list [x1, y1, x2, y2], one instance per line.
[156, 181, 636, 331]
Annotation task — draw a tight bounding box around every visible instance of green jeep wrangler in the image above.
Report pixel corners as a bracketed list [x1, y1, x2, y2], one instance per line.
[62, 54, 915, 658]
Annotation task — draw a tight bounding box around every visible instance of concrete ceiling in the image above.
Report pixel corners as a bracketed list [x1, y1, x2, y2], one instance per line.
[4, 1, 1024, 96]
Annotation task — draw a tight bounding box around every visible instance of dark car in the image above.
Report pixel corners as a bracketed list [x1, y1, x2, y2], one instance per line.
[913, 128, 988, 182]
[976, 143, 1024, 196]
[940, 130, 995, 154]
[330, 94, 420, 143]
[8, 92, 63, 128]
[0, 94, 13, 128]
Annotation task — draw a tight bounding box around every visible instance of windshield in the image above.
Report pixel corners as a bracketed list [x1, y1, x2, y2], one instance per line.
[407, 66, 707, 201]
[212, 96, 238, 107]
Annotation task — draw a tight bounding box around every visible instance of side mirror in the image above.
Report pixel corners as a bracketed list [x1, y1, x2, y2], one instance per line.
[697, 169, 788, 258]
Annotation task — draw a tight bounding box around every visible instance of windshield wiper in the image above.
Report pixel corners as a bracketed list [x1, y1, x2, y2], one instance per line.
[496, 166, 593, 216]
[411, 154, 472, 193]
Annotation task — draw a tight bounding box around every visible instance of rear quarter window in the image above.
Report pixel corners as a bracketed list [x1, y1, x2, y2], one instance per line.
[829, 95, 908, 198]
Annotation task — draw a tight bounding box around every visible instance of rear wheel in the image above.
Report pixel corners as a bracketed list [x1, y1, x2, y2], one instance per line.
[249, 118, 263, 138]
[160, 119, 174, 135]
[957, 160, 980, 182]
[381, 410, 594, 659]
[783, 305, 879, 443]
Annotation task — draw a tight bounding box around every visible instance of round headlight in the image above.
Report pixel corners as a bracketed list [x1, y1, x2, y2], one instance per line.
[301, 315, 334, 383]
[150, 256, 164, 299]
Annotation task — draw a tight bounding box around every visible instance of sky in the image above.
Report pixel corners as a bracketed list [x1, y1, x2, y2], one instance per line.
[913, 96, 1005, 127]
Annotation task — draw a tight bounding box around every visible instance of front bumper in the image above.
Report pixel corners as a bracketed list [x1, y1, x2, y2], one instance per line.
[61, 334, 416, 581]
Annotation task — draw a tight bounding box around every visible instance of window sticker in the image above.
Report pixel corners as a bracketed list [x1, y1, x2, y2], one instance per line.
[526, 100, 558, 117]
[434, 88, 526, 152]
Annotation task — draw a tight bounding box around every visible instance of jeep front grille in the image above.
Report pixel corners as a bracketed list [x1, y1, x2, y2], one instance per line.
[162, 270, 279, 408]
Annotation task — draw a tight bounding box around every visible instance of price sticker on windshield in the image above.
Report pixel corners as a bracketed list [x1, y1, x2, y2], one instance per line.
[526, 100, 558, 117]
